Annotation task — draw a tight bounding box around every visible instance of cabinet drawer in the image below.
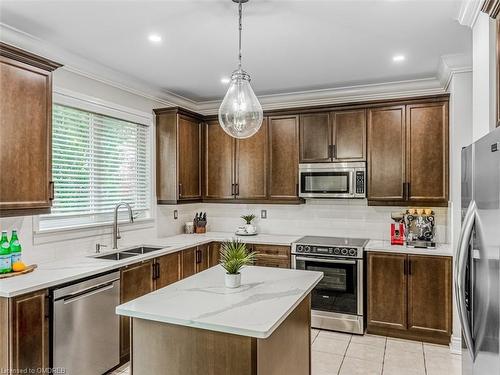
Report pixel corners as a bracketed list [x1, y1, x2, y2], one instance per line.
[253, 244, 290, 258]
[255, 257, 290, 269]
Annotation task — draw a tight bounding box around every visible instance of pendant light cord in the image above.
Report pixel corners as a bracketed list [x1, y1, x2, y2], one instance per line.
[238, 0, 243, 70]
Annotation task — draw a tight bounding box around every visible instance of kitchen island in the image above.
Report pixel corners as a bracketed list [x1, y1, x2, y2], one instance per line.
[116, 265, 322, 375]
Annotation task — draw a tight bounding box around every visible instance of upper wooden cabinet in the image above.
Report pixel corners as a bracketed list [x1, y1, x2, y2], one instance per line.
[155, 107, 202, 204]
[366, 252, 452, 344]
[268, 115, 300, 201]
[367, 101, 448, 206]
[299, 110, 366, 163]
[367, 105, 406, 202]
[0, 43, 61, 217]
[204, 119, 268, 201]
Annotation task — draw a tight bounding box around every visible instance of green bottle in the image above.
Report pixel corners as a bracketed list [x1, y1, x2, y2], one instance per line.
[10, 230, 22, 264]
[0, 231, 11, 273]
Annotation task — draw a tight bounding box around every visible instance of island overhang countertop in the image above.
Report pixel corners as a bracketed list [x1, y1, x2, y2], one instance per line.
[116, 265, 323, 339]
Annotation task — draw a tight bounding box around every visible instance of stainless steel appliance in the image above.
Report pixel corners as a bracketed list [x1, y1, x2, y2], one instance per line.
[292, 236, 368, 334]
[52, 271, 121, 375]
[456, 127, 500, 375]
[298, 162, 366, 199]
[404, 209, 436, 248]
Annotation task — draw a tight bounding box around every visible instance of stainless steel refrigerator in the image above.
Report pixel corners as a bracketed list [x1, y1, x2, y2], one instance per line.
[457, 126, 500, 375]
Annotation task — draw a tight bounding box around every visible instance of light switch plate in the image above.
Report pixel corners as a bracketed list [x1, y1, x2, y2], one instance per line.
[173, 210, 178, 220]
[261, 210, 267, 219]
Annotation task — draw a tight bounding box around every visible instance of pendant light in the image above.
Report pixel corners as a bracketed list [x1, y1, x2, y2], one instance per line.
[218, 0, 263, 139]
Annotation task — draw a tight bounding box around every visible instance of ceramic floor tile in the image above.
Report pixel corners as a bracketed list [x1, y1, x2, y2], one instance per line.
[339, 356, 382, 375]
[385, 337, 423, 353]
[384, 349, 425, 371]
[382, 364, 426, 375]
[345, 342, 385, 363]
[311, 350, 344, 375]
[425, 353, 462, 375]
[318, 329, 353, 342]
[311, 329, 320, 343]
[313, 336, 350, 355]
[350, 334, 386, 348]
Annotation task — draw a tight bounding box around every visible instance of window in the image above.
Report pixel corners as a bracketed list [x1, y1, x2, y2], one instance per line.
[39, 104, 151, 231]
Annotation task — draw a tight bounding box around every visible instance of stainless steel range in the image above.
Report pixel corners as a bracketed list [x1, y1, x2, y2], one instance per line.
[292, 236, 368, 334]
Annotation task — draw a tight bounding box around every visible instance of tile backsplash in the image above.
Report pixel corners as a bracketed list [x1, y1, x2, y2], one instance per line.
[201, 200, 449, 243]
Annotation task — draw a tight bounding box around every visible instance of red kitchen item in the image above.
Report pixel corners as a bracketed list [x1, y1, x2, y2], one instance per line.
[391, 223, 405, 245]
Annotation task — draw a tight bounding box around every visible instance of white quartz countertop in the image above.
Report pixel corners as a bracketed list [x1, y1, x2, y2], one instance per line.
[365, 240, 453, 256]
[116, 265, 323, 339]
[0, 232, 303, 298]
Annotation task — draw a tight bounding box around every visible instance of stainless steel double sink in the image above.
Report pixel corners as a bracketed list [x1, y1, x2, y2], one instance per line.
[94, 246, 168, 260]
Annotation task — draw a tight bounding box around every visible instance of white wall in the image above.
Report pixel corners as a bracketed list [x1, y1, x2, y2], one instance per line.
[448, 70, 473, 352]
[472, 12, 497, 140]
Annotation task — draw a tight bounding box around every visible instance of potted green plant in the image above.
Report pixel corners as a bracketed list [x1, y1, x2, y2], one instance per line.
[240, 214, 257, 234]
[220, 239, 256, 288]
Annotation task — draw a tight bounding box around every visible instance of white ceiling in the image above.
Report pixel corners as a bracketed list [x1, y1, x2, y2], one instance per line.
[0, 0, 471, 102]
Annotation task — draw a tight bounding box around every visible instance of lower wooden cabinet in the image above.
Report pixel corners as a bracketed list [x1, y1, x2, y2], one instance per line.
[208, 242, 222, 267]
[253, 244, 291, 269]
[366, 252, 452, 344]
[0, 289, 49, 372]
[196, 244, 209, 273]
[120, 260, 155, 361]
[155, 252, 181, 289]
[181, 247, 197, 278]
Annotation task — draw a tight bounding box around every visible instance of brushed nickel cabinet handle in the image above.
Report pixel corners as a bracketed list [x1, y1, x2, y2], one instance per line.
[49, 181, 55, 200]
[178, 183, 183, 198]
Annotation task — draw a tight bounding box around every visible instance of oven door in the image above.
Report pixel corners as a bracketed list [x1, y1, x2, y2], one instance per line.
[294, 256, 363, 316]
[299, 164, 354, 198]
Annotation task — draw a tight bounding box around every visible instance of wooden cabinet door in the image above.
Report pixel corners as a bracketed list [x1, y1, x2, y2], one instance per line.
[299, 113, 331, 162]
[406, 102, 448, 203]
[0, 56, 53, 215]
[367, 253, 407, 331]
[268, 116, 299, 200]
[10, 290, 49, 371]
[120, 261, 154, 360]
[204, 120, 235, 199]
[178, 115, 201, 200]
[208, 242, 222, 267]
[407, 255, 452, 337]
[332, 109, 366, 161]
[155, 252, 181, 289]
[367, 106, 406, 202]
[181, 247, 197, 278]
[196, 244, 209, 273]
[235, 118, 268, 199]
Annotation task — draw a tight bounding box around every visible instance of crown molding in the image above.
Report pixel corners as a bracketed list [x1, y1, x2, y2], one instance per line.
[437, 54, 473, 91]
[457, 0, 485, 27]
[196, 78, 446, 115]
[0, 21, 458, 116]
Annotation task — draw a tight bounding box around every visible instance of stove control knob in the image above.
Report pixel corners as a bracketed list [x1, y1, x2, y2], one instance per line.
[341, 248, 348, 255]
[349, 248, 357, 256]
[296, 245, 303, 252]
[334, 248, 340, 255]
[328, 248, 333, 254]
[305, 246, 311, 253]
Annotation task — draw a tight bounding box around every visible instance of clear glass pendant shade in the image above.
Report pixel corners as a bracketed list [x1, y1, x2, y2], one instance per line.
[218, 69, 263, 139]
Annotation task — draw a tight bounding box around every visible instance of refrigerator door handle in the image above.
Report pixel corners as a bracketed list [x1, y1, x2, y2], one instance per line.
[455, 200, 477, 360]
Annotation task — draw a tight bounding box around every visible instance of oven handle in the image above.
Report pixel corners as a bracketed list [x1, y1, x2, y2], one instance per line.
[294, 257, 356, 265]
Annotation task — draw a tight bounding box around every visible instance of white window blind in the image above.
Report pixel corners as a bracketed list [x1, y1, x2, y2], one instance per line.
[39, 104, 150, 230]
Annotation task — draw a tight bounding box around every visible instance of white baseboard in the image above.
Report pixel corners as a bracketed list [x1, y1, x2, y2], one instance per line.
[450, 335, 462, 355]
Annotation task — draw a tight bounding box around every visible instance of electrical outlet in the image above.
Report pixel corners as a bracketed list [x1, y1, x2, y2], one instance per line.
[261, 210, 267, 219]
[173, 210, 178, 220]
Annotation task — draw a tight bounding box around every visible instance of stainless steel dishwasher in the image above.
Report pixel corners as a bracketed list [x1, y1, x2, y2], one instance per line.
[52, 271, 120, 375]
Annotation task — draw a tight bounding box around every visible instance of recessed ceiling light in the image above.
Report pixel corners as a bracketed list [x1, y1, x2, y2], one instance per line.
[148, 34, 162, 43]
[393, 55, 406, 62]
[221, 77, 230, 84]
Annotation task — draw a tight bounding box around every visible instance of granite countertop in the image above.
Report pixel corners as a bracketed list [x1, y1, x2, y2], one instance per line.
[0, 232, 303, 298]
[116, 265, 322, 338]
[365, 240, 453, 256]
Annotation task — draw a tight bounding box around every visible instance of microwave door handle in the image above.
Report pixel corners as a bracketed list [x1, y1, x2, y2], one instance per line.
[295, 257, 356, 265]
[455, 200, 476, 360]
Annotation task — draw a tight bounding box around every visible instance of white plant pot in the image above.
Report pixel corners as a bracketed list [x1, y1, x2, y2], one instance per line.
[225, 273, 241, 288]
[245, 224, 256, 234]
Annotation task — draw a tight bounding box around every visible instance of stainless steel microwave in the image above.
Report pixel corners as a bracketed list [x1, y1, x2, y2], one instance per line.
[298, 162, 366, 199]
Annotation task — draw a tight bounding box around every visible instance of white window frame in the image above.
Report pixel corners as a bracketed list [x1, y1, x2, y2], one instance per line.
[33, 87, 156, 237]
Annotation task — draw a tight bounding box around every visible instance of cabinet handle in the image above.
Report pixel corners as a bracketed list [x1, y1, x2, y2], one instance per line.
[196, 249, 200, 264]
[407, 182, 411, 199]
[236, 183, 240, 196]
[178, 183, 183, 198]
[332, 144, 337, 159]
[408, 259, 412, 275]
[231, 183, 235, 196]
[328, 145, 333, 159]
[49, 181, 55, 201]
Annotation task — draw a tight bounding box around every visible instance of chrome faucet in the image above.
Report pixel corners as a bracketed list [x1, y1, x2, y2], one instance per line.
[112, 202, 134, 249]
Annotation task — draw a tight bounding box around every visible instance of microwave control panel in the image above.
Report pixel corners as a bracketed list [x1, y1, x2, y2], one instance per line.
[355, 171, 365, 194]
